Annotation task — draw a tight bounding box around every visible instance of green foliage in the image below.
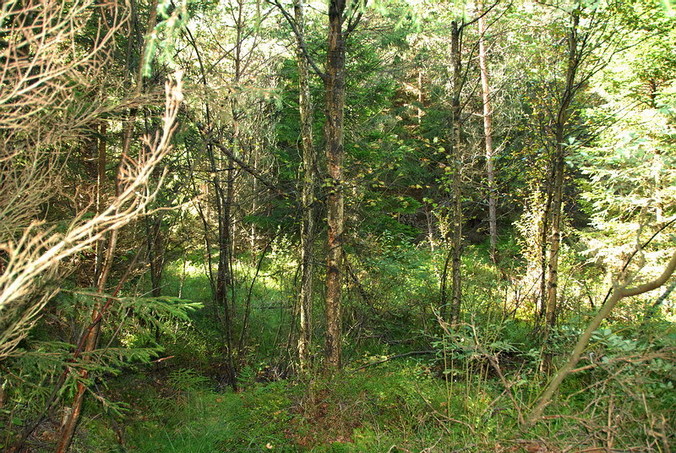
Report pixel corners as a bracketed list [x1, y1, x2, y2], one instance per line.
[167, 368, 212, 393]
[0, 288, 201, 449]
[588, 327, 675, 408]
[143, 0, 191, 76]
[4, 0, 676, 451]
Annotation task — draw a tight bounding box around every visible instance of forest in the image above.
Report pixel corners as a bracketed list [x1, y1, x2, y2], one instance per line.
[0, 0, 674, 451]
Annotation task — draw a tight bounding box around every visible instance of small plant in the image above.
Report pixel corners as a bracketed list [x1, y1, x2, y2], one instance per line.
[167, 369, 211, 393]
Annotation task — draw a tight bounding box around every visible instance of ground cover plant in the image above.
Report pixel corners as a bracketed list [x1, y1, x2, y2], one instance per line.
[0, 0, 674, 451]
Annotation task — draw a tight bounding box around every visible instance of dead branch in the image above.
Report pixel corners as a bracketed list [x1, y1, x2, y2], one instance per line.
[0, 72, 183, 361]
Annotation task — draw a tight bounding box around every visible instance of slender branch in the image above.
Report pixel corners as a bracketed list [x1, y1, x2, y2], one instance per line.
[461, 0, 502, 29]
[526, 250, 676, 425]
[267, 0, 327, 81]
[352, 350, 436, 371]
[206, 138, 286, 196]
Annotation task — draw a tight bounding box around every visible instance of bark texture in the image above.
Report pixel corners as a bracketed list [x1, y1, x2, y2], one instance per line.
[295, 0, 316, 371]
[324, 0, 347, 370]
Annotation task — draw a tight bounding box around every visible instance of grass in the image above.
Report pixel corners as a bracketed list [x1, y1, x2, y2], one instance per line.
[67, 247, 674, 453]
[76, 335, 673, 452]
[93, 359, 533, 452]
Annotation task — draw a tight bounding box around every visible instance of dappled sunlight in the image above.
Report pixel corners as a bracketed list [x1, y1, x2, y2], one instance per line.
[1, 0, 674, 451]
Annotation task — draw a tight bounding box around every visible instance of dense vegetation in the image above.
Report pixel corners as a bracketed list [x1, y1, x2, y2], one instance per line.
[0, 0, 674, 451]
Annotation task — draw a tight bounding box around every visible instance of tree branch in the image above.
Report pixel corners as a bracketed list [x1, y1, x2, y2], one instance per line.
[526, 250, 676, 425]
[267, 0, 327, 81]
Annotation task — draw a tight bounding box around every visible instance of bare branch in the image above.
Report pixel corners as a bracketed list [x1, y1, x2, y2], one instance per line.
[0, 71, 183, 361]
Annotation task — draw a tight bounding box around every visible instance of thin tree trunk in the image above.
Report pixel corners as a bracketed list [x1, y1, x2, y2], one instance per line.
[448, 20, 463, 325]
[528, 252, 676, 424]
[440, 246, 452, 320]
[478, 7, 498, 263]
[55, 314, 100, 453]
[542, 9, 580, 345]
[540, 10, 581, 372]
[295, 0, 316, 372]
[94, 122, 108, 284]
[56, 124, 114, 453]
[324, 0, 347, 370]
[545, 150, 564, 331]
[417, 70, 423, 125]
[220, 4, 248, 383]
[185, 21, 238, 388]
[206, 139, 236, 388]
[539, 196, 549, 323]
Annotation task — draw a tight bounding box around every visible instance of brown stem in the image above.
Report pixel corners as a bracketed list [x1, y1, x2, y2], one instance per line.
[324, 0, 347, 371]
[527, 251, 676, 425]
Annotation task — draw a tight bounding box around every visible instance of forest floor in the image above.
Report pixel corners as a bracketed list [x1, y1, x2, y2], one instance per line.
[65, 255, 674, 453]
[72, 351, 673, 453]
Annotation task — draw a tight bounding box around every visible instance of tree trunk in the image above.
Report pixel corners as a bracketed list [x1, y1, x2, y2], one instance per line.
[448, 20, 463, 325]
[528, 251, 676, 424]
[295, 0, 316, 372]
[542, 9, 580, 342]
[540, 10, 581, 372]
[56, 123, 112, 453]
[94, 122, 108, 284]
[184, 20, 237, 388]
[545, 150, 564, 331]
[206, 138, 237, 388]
[324, 0, 347, 370]
[417, 70, 423, 125]
[478, 8, 498, 264]
[539, 197, 549, 323]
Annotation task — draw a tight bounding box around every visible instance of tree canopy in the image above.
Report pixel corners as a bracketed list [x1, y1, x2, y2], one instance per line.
[0, 0, 674, 451]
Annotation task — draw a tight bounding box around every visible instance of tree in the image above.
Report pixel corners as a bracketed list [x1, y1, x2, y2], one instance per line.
[323, 0, 347, 369]
[55, 1, 165, 449]
[179, 0, 284, 385]
[575, 0, 676, 278]
[477, 0, 498, 263]
[293, 0, 317, 372]
[0, 1, 189, 450]
[274, 0, 364, 370]
[509, 1, 625, 353]
[0, 0, 129, 361]
[528, 249, 676, 424]
[438, 2, 499, 324]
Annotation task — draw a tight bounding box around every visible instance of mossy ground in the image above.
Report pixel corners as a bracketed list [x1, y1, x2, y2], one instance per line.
[66, 251, 674, 453]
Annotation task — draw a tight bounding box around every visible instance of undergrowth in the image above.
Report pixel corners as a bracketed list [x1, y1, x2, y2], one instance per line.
[9, 245, 672, 453]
